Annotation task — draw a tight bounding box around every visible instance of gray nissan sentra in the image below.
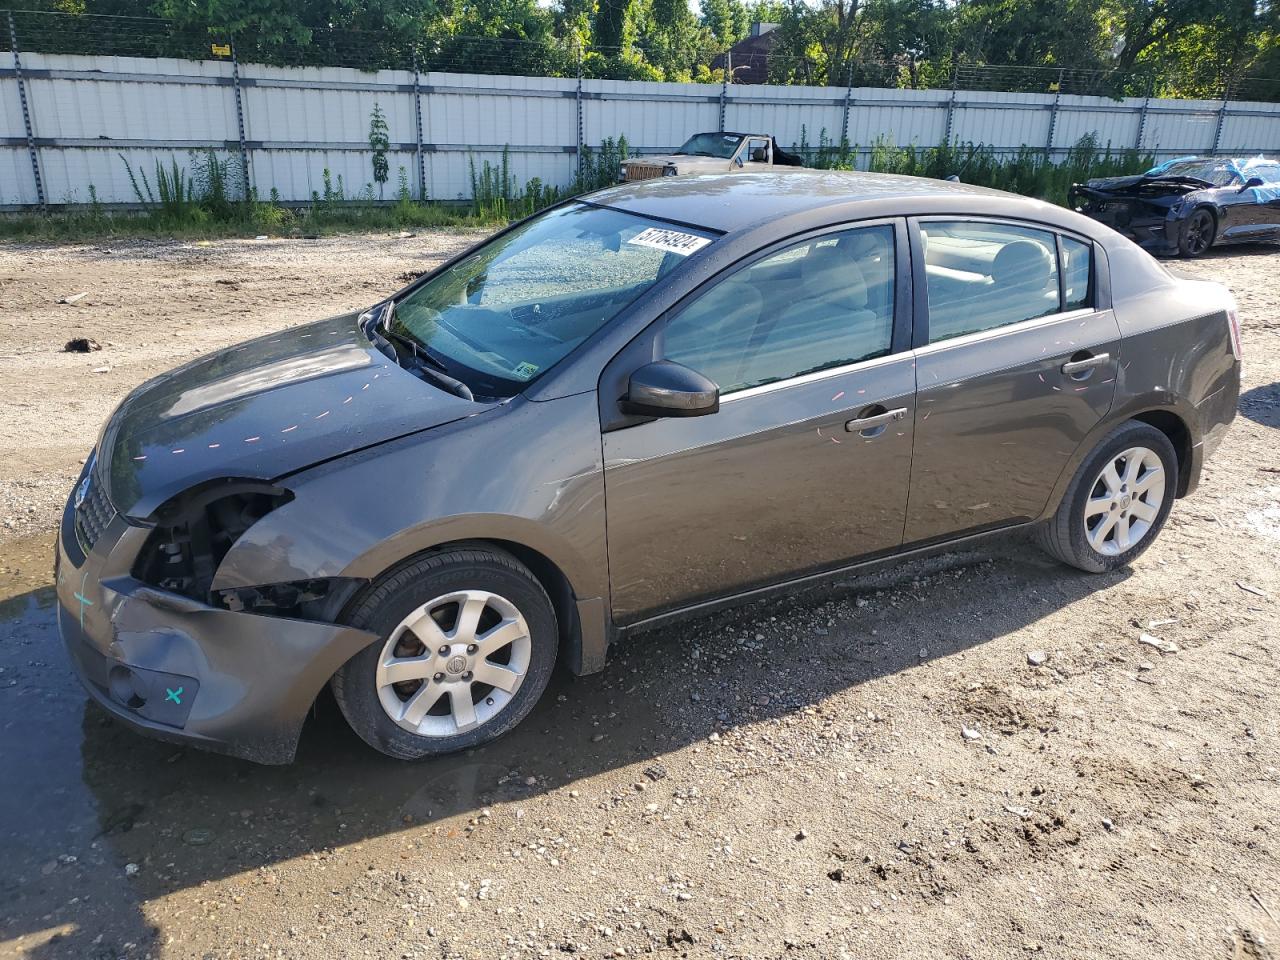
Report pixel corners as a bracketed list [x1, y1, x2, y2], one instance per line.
[56, 172, 1242, 763]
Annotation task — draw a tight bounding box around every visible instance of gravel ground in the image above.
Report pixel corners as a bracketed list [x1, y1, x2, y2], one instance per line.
[0, 233, 1278, 960]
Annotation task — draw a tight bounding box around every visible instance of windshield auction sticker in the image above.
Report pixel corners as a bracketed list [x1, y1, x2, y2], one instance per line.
[626, 228, 711, 256]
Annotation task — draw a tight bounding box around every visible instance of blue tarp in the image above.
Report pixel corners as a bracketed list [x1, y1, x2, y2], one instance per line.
[1143, 154, 1280, 203]
[1228, 155, 1280, 203]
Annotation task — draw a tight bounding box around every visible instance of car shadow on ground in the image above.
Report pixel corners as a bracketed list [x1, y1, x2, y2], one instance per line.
[1239, 383, 1280, 429]
[2, 532, 1129, 959]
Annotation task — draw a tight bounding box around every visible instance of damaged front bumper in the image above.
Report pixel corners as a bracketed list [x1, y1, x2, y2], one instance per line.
[1068, 186, 1182, 256]
[55, 484, 376, 765]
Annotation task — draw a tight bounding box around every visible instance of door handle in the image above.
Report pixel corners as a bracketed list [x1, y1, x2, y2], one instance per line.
[845, 407, 907, 433]
[1061, 352, 1110, 375]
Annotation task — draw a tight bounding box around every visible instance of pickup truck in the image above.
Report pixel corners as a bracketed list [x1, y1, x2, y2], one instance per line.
[618, 131, 805, 182]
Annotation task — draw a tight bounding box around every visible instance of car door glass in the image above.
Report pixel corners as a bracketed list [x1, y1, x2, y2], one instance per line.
[922, 222, 1061, 344]
[1061, 236, 1093, 310]
[663, 225, 895, 394]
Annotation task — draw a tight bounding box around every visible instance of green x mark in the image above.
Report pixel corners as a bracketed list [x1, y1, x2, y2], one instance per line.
[165, 687, 184, 705]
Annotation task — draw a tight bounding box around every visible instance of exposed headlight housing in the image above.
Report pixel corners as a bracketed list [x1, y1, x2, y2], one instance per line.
[132, 480, 293, 603]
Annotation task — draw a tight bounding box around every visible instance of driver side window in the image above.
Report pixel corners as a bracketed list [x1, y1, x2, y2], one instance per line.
[662, 225, 896, 394]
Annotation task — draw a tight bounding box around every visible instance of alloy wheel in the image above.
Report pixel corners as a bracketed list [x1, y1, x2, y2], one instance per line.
[375, 589, 532, 737]
[1185, 211, 1213, 255]
[1083, 446, 1165, 556]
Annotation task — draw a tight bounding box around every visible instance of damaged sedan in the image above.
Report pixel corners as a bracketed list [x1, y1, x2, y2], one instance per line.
[59, 172, 1240, 763]
[1070, 155, 1280, 257]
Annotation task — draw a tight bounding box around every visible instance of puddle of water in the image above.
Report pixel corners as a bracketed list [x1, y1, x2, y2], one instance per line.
[0, 533, 664, 959]
[0, 526, 1039, 957]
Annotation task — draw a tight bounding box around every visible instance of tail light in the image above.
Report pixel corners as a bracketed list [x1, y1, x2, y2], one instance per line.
[1226, 294, 1243, 360]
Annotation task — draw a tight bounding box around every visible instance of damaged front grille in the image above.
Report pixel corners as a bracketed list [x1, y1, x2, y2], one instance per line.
[75, 472, 116, 553]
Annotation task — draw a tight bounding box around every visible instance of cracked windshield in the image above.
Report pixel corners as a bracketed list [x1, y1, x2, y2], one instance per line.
[388, 203, 715, 397]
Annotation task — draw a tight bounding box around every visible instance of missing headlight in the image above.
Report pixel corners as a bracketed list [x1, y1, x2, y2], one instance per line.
[132, 480, 293, 603]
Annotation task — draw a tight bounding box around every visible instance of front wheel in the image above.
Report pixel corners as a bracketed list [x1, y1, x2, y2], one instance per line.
[332, 547, 557, 759]
[1178, 208, 1216, 258]
[1035, 421, 1177, 573]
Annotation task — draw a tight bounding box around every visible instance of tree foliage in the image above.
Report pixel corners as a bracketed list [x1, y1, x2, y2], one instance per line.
[14, 0, 1280, 98]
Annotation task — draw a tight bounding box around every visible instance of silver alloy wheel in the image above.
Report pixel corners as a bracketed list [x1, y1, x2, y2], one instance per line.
[1083, 445, 1165, 556]
[375, 589, 532, 737]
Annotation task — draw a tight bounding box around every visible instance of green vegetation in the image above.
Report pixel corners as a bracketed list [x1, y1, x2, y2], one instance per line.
[14, 0, 1278, 100]
[0, 139, 632, 242]
[798, 131, 1153, 207]
[368, 104, 391, 198]
[1, 131, 1151, 242]
[468, 136, 629, 220]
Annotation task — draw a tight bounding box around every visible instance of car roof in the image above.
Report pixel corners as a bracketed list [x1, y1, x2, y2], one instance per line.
[587, 170, 1068, 236]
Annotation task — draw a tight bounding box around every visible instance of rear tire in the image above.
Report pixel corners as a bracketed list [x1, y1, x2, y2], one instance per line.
[332, 547, 557, 760]
[1035, 421, 1177, 573]
[1178, 208, 1216, 258]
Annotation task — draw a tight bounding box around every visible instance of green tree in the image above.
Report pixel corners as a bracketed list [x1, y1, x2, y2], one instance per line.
[368, 103, 390, 198]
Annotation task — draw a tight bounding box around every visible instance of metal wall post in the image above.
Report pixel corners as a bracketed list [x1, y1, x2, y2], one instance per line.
[719, 52, 730, 131]
[1211, 83, 1231, 155]
[840, 62, 853, 148]
[7, 11, 45, 211]
[412, 52, 427, 200]
[1135, 94, 1151, 152]
[575, 43, 584, 181]
[1045, 68, 1063, 159]
[943, 63, 959, 144]
[229, 40, 251, 197]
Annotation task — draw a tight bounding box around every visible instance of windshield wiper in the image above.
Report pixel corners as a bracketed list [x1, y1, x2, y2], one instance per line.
[376, 302, 475, 401]
[402, 352, 475, 402]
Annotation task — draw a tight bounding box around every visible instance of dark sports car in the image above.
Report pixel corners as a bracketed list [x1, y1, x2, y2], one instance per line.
[1070, 155, 1280, 258]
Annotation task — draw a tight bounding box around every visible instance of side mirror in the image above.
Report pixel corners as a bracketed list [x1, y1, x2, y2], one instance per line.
[1240, 176, 1265, 192]
[734, 155, 744, 168]
[619, 361, 719, 418]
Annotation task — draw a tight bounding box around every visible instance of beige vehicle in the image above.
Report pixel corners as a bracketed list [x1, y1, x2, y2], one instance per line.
[618, 131, 804, 182]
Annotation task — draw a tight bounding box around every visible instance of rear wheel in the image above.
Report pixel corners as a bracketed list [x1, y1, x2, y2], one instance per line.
[1035, 421, 1177, 573]
[332, 547, 557, 759]
[1178, 208, 1216, 258]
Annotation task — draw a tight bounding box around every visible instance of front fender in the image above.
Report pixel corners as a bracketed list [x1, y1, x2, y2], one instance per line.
[210, 391, 609, 620]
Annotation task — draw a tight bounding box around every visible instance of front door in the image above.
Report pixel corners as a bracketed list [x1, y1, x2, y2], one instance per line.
[602, 221, 916, 624]
[905, 219, 1121, 544]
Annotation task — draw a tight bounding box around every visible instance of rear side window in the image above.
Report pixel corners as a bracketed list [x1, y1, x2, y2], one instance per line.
[1061, 235, 1093, 310]
[921, 222, 1060, 344]
[663, 224, 895, 394]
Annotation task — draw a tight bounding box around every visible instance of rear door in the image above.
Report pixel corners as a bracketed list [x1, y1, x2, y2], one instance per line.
[601, 220, 915, 624]
[905, 218, 1121, 544]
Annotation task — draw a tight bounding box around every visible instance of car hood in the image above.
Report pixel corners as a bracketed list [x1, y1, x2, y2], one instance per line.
[98, 312, 492, 518]
[1078, 174, 1206, 198]
[630, 154, 732, 172]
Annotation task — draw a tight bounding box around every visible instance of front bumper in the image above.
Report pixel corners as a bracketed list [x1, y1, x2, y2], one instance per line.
[1071, 194, 1181, 256]
[56, 474, 376, 764]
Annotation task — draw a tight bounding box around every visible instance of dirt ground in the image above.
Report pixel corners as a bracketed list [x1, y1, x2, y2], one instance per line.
[0, 232, 1277, 960]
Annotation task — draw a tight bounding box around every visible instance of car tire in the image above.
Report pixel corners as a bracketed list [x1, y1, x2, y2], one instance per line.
[1177, 208, 1216, 258]
[1035, 421, 1178, 573]
[332, 547, 557, 760]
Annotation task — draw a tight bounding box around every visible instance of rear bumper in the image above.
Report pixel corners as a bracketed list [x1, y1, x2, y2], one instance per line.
[57, 485, 376, 764]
